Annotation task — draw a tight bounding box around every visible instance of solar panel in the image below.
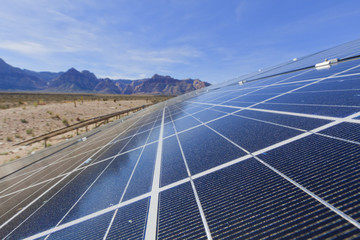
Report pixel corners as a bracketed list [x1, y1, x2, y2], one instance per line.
[1, 39, 360, 239]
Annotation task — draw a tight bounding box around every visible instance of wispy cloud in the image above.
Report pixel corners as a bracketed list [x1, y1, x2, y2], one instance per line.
[126, 47, 202, 64]
[0, 41, 49, 55]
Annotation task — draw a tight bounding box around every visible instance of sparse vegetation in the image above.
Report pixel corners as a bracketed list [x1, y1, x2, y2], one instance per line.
[26, 128, 33, 135]
[62, 118, 70, 127]
[0, 92, 172, 165]
[9, 155, 21, 161]
[52, 114, 61, 120]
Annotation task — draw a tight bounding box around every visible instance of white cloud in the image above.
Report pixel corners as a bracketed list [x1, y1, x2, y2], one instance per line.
[126, 47, 202, 64]
[235, 1, 248, 22]
[0, 41, 49, 55]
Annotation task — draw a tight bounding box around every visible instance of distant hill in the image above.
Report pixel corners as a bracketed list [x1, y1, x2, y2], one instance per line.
[123, 74, 210, 95]
[0, 58, 210, 95]
[0, 58, 46, 91]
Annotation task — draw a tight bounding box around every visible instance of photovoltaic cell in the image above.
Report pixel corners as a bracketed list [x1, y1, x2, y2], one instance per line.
[157, 182, 207, 239]
[267, 90, 360, 106]
[61, 149, 143, 223]
[160, 136, 188, 187]
[319, 122, 360, 143]
[122, 143, 157, 201]
[191, 108, 228, 123]
[254, 102, 359, 117]
[294, 75, 360, 91]
[178, 125, 246, 174]
[173, 115, 201, 132]
[47, 211, 114, 240]
[106, 198, 149, 239]
[232, 109, 331, 130]
[207, 114, 302, 152]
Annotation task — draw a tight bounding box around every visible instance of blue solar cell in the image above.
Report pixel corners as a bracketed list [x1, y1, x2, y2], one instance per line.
[319, 122, 360, 143]
[91, 138, 131, 162]
[137, 120, 158, 133]
[334, 59, 360, 76]
[47, 211, 114, 239]
[160, 136, 188, 187]
[191, 108, 228, 123]
[60, 149, 143, 223]
[212, 105, 239, 113]
[147, 126, 160, 143]
[122, 130, 151, 152]
[255, 102, 359, 117]
[260, 135, 360, 222]
[194, 158, 360, 239]
[292, 77, 360, 94]
[178, 125, 246, 174]
[158, 182, 207, 239]
[268, 90, 360, 106]
[173, 115, 201, 132]
[207, 88, 263, 103]
[207, 114, 302, 152]
[162, 122, 175, 138]
[106, 198, 149, 239]
[175, 105, 207, 114]
[220, 101, 253, 108]
[122, 143, 157, 201]
[233, 109, 331, 130]
[229, 92, 280, 103]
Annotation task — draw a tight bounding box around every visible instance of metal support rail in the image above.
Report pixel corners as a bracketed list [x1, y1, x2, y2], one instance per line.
[14, 104, 152, 146]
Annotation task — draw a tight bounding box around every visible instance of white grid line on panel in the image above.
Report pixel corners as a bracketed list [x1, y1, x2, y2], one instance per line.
[144, 107, 166, 240]
[102, 109, 162, 240]
[186, 101, 360, 124]
[169, 107, 213, 240]
[208, 106, 360, 147]
[227, 100, 360, 109]
[331, 72, 360, 78]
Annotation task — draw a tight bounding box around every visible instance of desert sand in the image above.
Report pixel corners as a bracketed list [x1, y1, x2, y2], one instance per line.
[0, 99, 148, 165]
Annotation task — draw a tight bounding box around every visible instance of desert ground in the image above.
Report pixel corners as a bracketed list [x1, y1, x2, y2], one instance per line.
[0, 93, 170, 165]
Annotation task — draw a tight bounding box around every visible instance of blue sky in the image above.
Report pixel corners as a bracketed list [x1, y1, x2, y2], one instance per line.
[1, 0, 360, 83]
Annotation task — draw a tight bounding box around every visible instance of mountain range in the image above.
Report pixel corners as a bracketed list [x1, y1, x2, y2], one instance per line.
[0, 58, 210, 95]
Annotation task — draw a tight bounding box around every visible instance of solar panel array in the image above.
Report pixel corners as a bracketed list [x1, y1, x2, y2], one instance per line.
[1, 40, 360, 239]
